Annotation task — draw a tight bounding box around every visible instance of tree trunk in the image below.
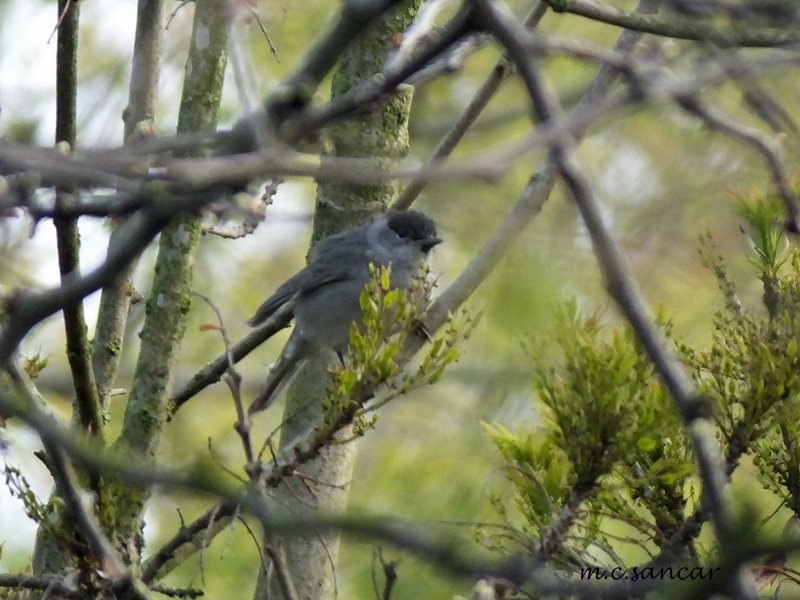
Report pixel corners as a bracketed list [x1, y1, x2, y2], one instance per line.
[255, 2, 420, 599]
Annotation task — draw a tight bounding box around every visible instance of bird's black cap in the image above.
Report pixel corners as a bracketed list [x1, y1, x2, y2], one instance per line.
[386, 210, 442, 251]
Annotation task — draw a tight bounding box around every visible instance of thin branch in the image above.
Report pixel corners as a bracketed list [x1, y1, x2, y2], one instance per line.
[392, 1, 549, 211]
[284, 7, 475, 142]
[0, 142, 142, 190]
[375, 548, 399, 600]
[0, 207, 169, 364]
[265, 0, 403, 124]
[541, 0, 800, 47]
[53, 0, 103, 440]
[0, 574, 76, 595]
[216, 2, 477, 152]
[675, 94, 800, 233]
[383, 0, 461, 78]
[141, 505, 235, 584]
[263, 544, 300, 600]
[245, 4, 280, 63]
[191, 292, 255, 467]
[168, 299, 295, 417]
[149, 584, 204, 598]
[407, 32, 491, 85]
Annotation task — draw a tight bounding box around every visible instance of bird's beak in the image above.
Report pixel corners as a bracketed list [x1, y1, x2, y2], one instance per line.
[420, 238, 442, 251]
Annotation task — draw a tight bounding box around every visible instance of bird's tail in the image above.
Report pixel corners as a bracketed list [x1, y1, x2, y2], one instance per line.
[248, 332, 312, 415]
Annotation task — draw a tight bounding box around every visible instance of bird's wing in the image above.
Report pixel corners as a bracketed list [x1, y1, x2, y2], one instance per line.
[248, 225, 371, 327]
[247, 267, 348, 326]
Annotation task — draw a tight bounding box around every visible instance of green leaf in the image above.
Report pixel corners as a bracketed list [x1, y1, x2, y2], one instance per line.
[637, 437, 657, 452]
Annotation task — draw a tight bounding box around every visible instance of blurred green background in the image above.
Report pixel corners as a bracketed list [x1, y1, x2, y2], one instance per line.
[1, 0, 797, 597]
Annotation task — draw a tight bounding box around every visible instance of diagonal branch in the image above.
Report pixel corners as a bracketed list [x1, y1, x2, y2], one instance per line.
[0, 207, 168, 365]
[266, 0, 404, 119]
[168, 300, 295, 416]
[674, 94, 800, 232]
[392, 1, 549, 211]
[541, 0, 800, 47]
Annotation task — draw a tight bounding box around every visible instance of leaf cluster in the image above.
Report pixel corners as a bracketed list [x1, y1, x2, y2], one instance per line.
[680, 199, 800, 512]
[483, 303, 692, 561]
[482, 196, 800, 586]
[324, 265, 478, 435]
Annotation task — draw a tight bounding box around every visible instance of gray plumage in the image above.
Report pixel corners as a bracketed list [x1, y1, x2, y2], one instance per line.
[248, 210, 441, 414]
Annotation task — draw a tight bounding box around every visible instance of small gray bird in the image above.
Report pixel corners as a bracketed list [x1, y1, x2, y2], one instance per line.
[248, 210, 441, 415]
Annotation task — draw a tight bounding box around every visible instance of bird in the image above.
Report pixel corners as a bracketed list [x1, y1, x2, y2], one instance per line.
[247, 210, 442, 415]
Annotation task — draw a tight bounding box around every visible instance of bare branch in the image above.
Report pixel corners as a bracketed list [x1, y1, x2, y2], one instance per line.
[192, 292, 256, 467]
[265, 0, 404, 125]
[168, 299, 295, 417]
[675, 95, 800, 232]
[393, 1, 549, 210]
[542, 0, 800, 47]
[141, 505, 235, 584]
[0, 208, 168, 364]
[0, 573, 76, 595]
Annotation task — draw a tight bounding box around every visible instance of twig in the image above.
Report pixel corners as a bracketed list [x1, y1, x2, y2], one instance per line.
[192, 291, 256, 467]
[383, 0, 460, 78]
[264, 0, 404, 129]
[141, 505, 235, 584]
[245, 4, 280, 63]
[229, 24, 258, 113]
[406, 32, 490, 85]
[237, 515, 271, 587]
[165, 0, 191, 30]
[47, 0, 74, 44]
[392, 1, 549, 211]
[150, 584, 204, 598]
[168, 299, 295, 416]
[283, 7, 474, 141]
[374, 548, 399, 600]
[263, 544, 300, 600]
[675, 94, 800, 232]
